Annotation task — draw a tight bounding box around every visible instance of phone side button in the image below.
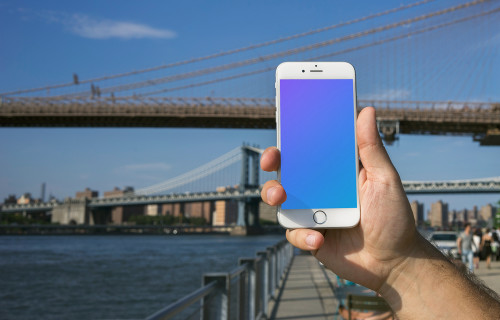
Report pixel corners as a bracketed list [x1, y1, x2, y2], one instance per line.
[313, 210, 327, 224]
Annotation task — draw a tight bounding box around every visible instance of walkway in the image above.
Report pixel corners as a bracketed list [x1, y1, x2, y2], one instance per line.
[270, 253, 500, 320]
[475, 260, 500, 295]
[269, 252, 373, 320]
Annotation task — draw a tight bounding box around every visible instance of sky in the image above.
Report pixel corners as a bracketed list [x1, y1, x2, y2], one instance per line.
[0, 0, 499, 214]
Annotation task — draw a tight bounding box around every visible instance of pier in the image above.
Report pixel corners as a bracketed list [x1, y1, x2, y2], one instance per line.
[148, 241, 500, 320]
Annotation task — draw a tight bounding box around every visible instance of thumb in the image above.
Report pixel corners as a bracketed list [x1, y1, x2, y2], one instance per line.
[357, 107, 395, 175]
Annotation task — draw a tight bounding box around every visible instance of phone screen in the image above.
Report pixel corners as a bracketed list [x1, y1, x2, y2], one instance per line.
[280, 79, 357, 210]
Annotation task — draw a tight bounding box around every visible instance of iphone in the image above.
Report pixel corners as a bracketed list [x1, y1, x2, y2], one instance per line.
[275, 62, 360, 229]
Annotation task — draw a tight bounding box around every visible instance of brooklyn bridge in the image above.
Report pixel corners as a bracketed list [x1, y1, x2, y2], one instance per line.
[1, 0, 500, 228]
[1, 0, 499, 144]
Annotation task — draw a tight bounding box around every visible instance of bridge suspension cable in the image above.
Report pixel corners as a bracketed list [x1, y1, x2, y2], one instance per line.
[44, 0, 489, 98]
[138, 6, 500, 97]
[134, 146, 243, 195]
[0, 0, 435, 97]
[73, 0, 491, 97]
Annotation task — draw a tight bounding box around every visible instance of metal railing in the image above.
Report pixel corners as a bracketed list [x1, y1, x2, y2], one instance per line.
[145, 239, 294, 320]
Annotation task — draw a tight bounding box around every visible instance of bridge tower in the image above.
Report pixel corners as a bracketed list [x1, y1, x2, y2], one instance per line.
[237, 144, 261, 227]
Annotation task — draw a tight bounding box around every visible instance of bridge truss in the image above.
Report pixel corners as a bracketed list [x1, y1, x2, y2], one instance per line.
[1, 97, 499, 144]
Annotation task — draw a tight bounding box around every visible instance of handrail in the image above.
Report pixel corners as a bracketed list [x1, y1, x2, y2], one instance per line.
[229, 264, 248, 280]
[145, 281, 218, 320]
[144, 239, 293, 320]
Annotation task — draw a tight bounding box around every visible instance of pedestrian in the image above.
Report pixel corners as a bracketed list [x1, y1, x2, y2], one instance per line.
[472, 227, 482, 269]
[481, 229, 493, 269]
[457, 223, 474, 272]
[492, 227, 500, 262]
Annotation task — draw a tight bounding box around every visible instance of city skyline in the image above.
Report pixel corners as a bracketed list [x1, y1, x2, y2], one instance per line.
[1, 0, 499, 212]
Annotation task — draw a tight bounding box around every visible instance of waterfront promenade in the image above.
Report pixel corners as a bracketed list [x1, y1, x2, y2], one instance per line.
[269, 252, 500, 320]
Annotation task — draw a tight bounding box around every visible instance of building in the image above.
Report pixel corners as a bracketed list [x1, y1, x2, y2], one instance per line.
[3, 195, 17, 205]
[429, 200, 449, 229]
[52, 198, 90, 225]
[104, 187, 144, 224]
[184, 202, 213, 224]
[17, 193, 35, 204]
[448, 210, 465, 229]
[410, 201, 424, 226]
[213, 186, 238, 226]
[454, 209, 466, 224]
[75, 188, 98, 199]
[260, 201, 277, 224]
[146, 204, 161, 216]
[466, 206, 478, 224]
[479, 204, 497, 228]
[161, 203, 183, 217]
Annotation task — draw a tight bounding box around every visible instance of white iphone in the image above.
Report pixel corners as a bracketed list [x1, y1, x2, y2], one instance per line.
[275, 62, 360, 229]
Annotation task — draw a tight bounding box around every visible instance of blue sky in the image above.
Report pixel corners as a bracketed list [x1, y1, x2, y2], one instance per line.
[1, 0, 499, 214]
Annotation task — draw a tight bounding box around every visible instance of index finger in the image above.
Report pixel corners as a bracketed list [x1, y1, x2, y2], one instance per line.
[260, 147, 280, 172]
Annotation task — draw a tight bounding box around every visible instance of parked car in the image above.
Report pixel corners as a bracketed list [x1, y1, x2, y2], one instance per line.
[429, 231, 460, 259]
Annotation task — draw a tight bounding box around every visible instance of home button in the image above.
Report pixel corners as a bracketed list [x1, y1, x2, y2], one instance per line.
[313, 210, 327, 224]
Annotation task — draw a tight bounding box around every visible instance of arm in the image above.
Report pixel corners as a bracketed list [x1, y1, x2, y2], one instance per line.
[260, 107, 500, 319]
[457, 237, 462, 255]
[381, 233, 500, 319]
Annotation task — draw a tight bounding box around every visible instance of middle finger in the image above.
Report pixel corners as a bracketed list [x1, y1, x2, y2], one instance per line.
[261, 180, 287, 206]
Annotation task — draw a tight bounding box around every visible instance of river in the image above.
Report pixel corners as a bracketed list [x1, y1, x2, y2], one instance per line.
[0, 234, 284, 319]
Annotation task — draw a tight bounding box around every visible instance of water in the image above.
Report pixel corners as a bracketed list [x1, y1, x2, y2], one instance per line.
[0, 234, 284, 320]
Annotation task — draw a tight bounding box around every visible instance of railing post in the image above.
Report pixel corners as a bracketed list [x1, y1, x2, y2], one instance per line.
[267, 246, 276, 298]
[239, 258, 256, 320]
[257, 251, 269, 318]
[202, 273, 229, 320]
[239, 268, 247, 320]
[277, 243, 283, 279]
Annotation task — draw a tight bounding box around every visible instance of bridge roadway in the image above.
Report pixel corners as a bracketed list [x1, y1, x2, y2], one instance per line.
[1, 97, 499, 144]
[2, 177, 499, 213]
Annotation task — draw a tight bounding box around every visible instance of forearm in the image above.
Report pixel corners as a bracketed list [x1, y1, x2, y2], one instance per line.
[380, 234, 500, 319]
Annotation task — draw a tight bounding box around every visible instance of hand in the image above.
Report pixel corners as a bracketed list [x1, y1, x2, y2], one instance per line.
[260, 107, 420, 292]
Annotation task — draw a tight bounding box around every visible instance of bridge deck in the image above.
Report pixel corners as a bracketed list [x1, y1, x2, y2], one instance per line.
[270, 252, 500, 320]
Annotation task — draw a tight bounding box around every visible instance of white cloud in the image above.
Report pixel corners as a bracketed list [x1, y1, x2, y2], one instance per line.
[68, 14, 177, 39]
[28, 9, 177, 40]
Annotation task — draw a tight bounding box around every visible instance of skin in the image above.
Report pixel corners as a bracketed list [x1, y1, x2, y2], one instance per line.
[261, 107, 500, 319]
[338, 306, 392, 320]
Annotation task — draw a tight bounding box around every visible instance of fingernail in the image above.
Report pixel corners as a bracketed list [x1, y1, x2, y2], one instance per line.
[267, 187, 277, 204]
[306, 234, 316, 248]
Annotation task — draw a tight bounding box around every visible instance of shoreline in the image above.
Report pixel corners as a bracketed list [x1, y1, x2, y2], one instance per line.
[0, 224, 285, 236]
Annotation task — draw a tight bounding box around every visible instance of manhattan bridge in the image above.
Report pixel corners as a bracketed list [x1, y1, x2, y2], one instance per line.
[1, 0, 500, 226]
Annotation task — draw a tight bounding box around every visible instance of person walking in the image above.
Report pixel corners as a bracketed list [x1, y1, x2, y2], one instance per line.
[472, 227, 482, 269]
[491, 227, 500, 262]
[457, 223, 474, 272]
[481, 229, 493, 269]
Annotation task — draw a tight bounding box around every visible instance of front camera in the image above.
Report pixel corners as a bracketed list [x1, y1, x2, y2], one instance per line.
[302, 70, 305, 73]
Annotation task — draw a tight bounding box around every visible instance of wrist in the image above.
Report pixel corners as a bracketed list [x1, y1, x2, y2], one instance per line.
[378, 233, 452, 315]
[379, 234, 500, 319]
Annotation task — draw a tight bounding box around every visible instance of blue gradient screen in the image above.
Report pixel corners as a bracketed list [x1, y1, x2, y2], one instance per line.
[280, 79, 357, 209]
